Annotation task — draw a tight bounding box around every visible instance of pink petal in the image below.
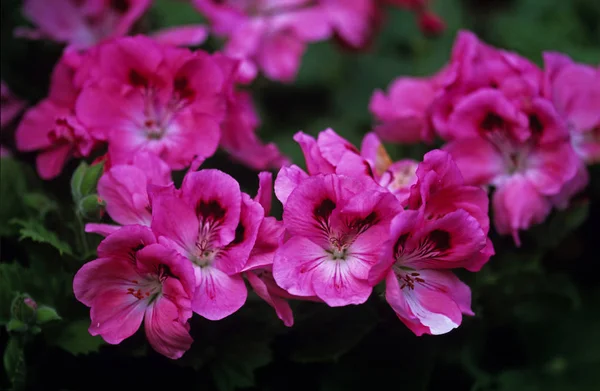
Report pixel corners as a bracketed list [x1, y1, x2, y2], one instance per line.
[150, 193, 199, 256]
[96, 224, 157, 260]
[144, 297, 193, 359]
[246, 270, 294, 327]
[316, 128, 360, 166]
[443, 138, 505, 186]
[492, 175, 552, 246]
[89, 289, 146, 344]
[293, 131, 335, 175]
[98, 165, 152, 226]
[274, 165, 308, 206]
[244, 217, 285, 271]
[255, 171, 273, 215]
[73, 257, 134, 307]
[180, 169, 242, 246]
[273, 236, 328, 298]
[151, 25, 209, 47]
[257, 31, 305, 83]
[525, 141, 579, 196]
[36, 144, 72, 180]
[192, 266, 247, 320]
[216, 194, 264, 275]
[311, 257, 373, 306]
[84, 223, 121, 237]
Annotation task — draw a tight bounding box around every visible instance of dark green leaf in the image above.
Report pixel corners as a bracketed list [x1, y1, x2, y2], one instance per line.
[0, 158, 27, 236]
[12, 218, 73, 256]
[289, 304, 378, 363]
[70, 161, 88, 202]
[23, 192, 59, 219]
[50, 319, 106, 355]
[80, 162, 104, 198]
[35, 305, 62, 325]
[211, 339, 272, 391]
[3, 337, 26, 390]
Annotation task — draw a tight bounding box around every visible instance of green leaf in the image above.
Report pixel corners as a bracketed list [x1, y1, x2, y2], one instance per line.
[3, 337, 26, 390]
[23, 192, 59, 219]
[0, 158, 27, 236]
[6, 319, 28, 333]
[211, 338, 272, 391]
[12, 218, 73, 256]
[35, 305, 62, 325]
[70, 161, 88, 202]
[80, 162, 104, 197]
[289, 304, 378, 363]
[0, 263, 34, 325]
[50, 319, 105, 355]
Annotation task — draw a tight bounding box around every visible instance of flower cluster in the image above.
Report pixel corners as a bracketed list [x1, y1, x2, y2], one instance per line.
[17, 0, 208, 49]
[192, 0, 444, 82]
[15, 35, 287, 179]
[72, 125, 492, 358]
[9, 21, 595, 362]
[370, 30, 599, 244]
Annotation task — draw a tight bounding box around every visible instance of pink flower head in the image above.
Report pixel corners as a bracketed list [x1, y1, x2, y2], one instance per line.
[543, 52, 600, 163]
[443, 88, 579, 244]
[19, 0, 151, 49]
[368, 210, 476, 336]
[431, 31, 544, 138]
[151, 169, 264, 320]
[75, 35, 227, 169]
[193, 0, 331, 82]
[273, 174, 403, 306]
[15, 52, 98, 179]
[406, 150, 493, 271]
[1, 81, 25, 129]
[73, 225, 195, 359]
[86, 152, 173, 237]
[369, 76, 438, 144]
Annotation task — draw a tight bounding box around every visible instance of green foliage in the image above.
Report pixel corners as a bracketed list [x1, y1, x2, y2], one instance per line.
[3, 337, 26, 391]
[288, 304, 378, 363]
[48, 320, 106, 355]
[12, 218, 73, 256]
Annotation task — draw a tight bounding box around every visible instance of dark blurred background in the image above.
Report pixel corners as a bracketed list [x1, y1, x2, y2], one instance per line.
[1, 0, 599, 390]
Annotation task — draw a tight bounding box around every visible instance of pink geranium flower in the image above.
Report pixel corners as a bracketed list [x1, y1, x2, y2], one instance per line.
[543, 52, 600, 164]
[73, 225, 195, 359]
[443, 90, 578, 244]
[151, 169, 264, 320]
[273, 174, 402, 306]
[192, 0, 331, 82]
[368, 210, 476, 336]
[85, 152, 173, 237]
[75, 35, 226, 169]
[15, 51, 98, 179]
[368, 150, 490, 335]
[19, 0, 152, 49]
